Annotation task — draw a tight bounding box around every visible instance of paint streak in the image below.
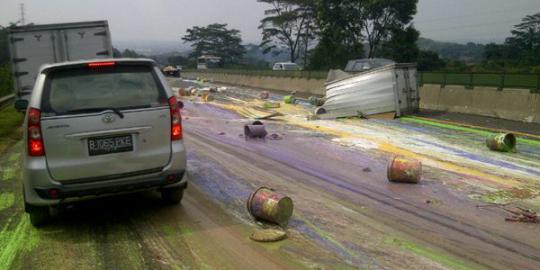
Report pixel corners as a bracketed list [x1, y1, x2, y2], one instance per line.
[0, 217, 40, 269]
[0, 193, 14, 211]
[1, 167, 15, 181]
[401, 117, 540, 147]
[385, 237, 483, 270]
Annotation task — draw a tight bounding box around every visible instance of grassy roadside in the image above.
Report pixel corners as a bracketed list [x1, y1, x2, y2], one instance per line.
[0, 106, 24, 155]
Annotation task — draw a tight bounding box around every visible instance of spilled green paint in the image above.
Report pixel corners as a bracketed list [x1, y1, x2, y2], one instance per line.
[0, 216, 40, 269]
[401, 117, 540, 147]
[385, 237, 483, 270]
[1, 167, 15, 181]
[161, 224, 193, 237]
[470, 187, 539, 204]
[8, 153, 20, 162]
[299, 217, 356, 259]
[0, 193, 14, 211]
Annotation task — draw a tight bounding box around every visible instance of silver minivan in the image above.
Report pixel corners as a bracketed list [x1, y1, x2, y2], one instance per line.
[15, 59, 187, 226]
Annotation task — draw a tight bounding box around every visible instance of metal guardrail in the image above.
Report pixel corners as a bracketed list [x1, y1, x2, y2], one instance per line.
[0, 94, 15, 109]
[184, 69, 328, 80]
[418, 72, 540, 93]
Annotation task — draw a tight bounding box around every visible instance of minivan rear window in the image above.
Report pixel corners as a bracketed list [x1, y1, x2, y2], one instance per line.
[41, 66, 167, 115]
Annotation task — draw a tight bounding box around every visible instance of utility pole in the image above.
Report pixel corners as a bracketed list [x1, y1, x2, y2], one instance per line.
[20, 3, 26, 25]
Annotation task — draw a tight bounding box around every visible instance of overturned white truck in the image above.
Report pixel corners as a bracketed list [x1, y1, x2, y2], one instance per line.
[315, 59, 419, 119]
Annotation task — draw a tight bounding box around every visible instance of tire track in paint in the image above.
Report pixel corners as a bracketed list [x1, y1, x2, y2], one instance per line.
[186, 129, 540, 269]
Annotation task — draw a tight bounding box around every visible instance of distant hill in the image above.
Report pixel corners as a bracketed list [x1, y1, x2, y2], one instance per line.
[417, 37, 485, 63]
[114, 40, 189, 55]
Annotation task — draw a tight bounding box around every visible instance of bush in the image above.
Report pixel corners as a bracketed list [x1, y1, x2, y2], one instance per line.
[531, 65, 540, 74]
[0, 64, 13, 97]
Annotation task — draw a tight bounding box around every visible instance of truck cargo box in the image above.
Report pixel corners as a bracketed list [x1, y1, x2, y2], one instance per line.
[8, 20, 113, 100]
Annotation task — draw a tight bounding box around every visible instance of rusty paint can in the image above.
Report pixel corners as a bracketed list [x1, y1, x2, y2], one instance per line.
[244, 121, 268, 138]
[247, 187, 294, 225]
[486, 133, 516, 152]
[283, 95, 296, 104]
[387, 156, 422, 183]
[308, 96, 325, 106]
[259, 91, 270, 99]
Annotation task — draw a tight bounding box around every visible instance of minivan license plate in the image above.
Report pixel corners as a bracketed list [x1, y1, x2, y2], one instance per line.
[88, 135, 133, 156]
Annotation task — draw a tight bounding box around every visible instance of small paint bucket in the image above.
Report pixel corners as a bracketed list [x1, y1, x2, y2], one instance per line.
[259, 91, 270, 100]
[244, 121, 268, 138]
[247, 187, 294, 225]
[308, 96, 325, 106]
[283, 95, 296, 104]
[387, 156, 422, 183]
[486, 133, 516, 152]
[263, 102, 281, 109]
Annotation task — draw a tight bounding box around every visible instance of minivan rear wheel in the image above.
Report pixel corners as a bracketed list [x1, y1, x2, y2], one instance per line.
[161, 187, 184, 204]
[28, 206, 50, 227]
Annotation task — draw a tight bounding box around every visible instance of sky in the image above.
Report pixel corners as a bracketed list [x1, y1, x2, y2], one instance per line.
[0, 0, 538, 48]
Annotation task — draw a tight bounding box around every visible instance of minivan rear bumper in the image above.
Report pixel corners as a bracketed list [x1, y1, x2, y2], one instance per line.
[23, 141, 187, 206]
[34, 170, 186, 200]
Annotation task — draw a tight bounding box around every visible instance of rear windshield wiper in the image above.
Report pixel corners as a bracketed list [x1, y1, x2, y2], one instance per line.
[65, 107, 125, 118]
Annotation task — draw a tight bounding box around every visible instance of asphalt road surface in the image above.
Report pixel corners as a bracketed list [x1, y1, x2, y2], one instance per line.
[0, 80, 538, 269]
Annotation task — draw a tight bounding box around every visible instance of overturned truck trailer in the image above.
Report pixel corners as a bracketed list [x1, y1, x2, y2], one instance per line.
[315, 63, 419, 119]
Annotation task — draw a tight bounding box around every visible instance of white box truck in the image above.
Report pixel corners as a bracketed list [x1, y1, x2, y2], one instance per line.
[8, 20, 113, 101]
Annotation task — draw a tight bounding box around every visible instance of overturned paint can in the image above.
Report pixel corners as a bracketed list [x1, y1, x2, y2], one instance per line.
[244, 121, 268, 138]
[247, 187, 294, 225]
[387, 156, 422, 184]
[283, 95, 296, 104]
[486, 133, 516, 152]
[202, 93, 214, 102]
[259, 91, 270, 99]
[263, 101, 281, 109]
[309, 96, 326, 106]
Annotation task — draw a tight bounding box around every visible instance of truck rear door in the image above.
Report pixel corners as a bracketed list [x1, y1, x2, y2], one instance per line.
[62, 25, 112, 61]
[9, 30, 57, 98]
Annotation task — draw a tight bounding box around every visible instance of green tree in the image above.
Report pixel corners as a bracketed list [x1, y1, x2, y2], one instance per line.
[308, 0, 419, 69]
[363, 0, 418, 58]
[0, 25, 11, 65]
[379, 25, 419, 62]
[416, 50, 445, 71]
[308, 0, 365, 69]
[258, 0, 316, 64]
[506, 13, 540, 65]
[182, 23, 246, 64]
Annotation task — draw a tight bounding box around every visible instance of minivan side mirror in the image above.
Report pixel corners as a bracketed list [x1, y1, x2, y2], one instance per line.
[14, 99, 29, 111]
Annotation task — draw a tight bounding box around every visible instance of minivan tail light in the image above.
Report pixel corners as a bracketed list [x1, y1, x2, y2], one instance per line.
[27, 108, 45, 156]
[88, 61, 116, 68]
[168, 96, 183, 140]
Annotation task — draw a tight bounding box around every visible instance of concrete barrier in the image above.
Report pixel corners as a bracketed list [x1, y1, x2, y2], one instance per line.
[184, 72, 326, 96]
[420, 84, 540, 124]
[185, 71, 540, 124]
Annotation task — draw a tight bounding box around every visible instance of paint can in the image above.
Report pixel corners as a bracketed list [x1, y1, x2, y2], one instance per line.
[263, 102, 281, 109]
[283, 95, 296, 104]
[247, 187, 294, 225]
[244, 121, 268, 138]
[486, 133, 516, 152]
[387, 156, 422, 183]
[308, 96, 325, 106]
[259, 91, 270, 100]
[202, 93, 214, 102]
